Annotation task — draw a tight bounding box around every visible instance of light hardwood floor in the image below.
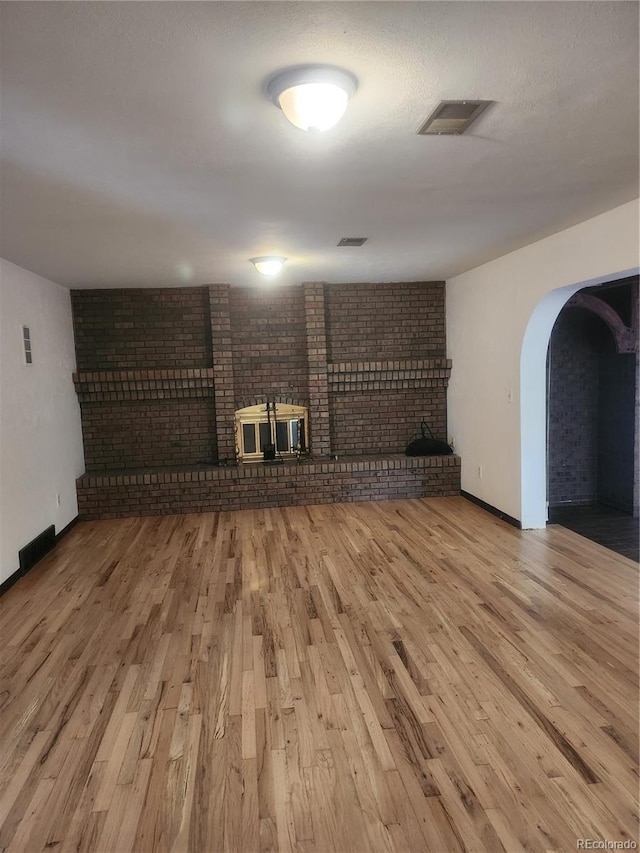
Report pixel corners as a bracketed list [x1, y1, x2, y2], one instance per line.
[0, 497, 638, 852]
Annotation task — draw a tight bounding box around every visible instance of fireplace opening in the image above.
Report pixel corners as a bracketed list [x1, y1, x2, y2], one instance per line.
[235, 402, 308, 462]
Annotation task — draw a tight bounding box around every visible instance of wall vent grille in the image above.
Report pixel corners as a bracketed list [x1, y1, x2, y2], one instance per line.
[18, 525, 56, 574]
[23, 326, 32, 364]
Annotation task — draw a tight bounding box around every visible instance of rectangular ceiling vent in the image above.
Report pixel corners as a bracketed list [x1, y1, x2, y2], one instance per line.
[418, 100, 493, 135]
[337, 237, 368, 247]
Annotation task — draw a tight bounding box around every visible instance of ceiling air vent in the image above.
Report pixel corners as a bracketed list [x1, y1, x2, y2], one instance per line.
[337, 237, 368, 247]
[418, 100, 493, 135]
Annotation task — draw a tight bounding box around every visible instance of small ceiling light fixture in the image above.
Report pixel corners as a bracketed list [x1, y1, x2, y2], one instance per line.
[267, 65, 358, 132]
[250, 256, 286, 276]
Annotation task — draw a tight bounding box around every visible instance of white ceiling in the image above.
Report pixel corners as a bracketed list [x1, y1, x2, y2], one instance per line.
[0, 1, 638, 289]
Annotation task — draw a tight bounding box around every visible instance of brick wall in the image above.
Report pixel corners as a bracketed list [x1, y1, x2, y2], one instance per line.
[548, 309, 609, 506]
[330, 387, 447, 455]
[304, 283, 331, 457]
[230, 286, 308, 405]
[324, 282, 448, 453]
[71, 287, 211, 370]
[324, 281, 446, 362]
[208, 285, 236, 460]
[81, 400, 216, 471]
[598, 351, 636, 512]
[635, 348, 640, 518]
[71, 280, 457, 515]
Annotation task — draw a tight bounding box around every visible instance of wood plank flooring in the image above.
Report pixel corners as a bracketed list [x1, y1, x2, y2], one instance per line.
[0, 496, 638, 852]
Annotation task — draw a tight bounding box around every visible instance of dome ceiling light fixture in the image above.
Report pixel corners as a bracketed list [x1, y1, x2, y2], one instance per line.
[250, 256, 286, 276]
[266, 65, 358, 132]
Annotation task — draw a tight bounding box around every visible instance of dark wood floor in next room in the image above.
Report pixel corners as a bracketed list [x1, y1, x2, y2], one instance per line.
[0, 497, 638, 852]
[549, 503, 639, 562]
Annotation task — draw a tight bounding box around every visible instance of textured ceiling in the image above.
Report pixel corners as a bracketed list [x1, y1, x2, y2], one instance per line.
[0, 1, 638, 289]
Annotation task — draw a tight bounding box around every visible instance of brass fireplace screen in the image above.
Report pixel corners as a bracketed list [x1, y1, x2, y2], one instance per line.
[235, 403, 308, 462]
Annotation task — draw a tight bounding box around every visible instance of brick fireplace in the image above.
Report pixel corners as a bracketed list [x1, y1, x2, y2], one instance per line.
[71, 281, 460, 518]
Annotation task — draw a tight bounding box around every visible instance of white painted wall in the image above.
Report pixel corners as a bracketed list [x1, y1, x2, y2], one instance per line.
[446, 200, 640, 527]
[0, 258, 84, 584]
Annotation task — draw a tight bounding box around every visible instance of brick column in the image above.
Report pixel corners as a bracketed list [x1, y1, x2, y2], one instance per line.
[303, 282, 331, 458]
[208, 285, 237, 462]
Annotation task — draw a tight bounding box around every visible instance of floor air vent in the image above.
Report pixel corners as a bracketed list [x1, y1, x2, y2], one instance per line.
[418, 100, 493, 135]
[18, 525, 56, 574]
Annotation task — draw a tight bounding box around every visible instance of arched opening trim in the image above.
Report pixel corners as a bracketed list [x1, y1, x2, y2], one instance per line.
[565, 292, 637, 353]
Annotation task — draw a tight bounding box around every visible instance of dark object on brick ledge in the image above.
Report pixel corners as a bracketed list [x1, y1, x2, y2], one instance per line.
[406, 421, 453, 456]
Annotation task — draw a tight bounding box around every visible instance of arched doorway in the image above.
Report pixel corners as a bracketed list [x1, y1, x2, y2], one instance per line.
[546, 279, 639, 558]
[547, 304, 627, 509]
[519, 272, 638, 529]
